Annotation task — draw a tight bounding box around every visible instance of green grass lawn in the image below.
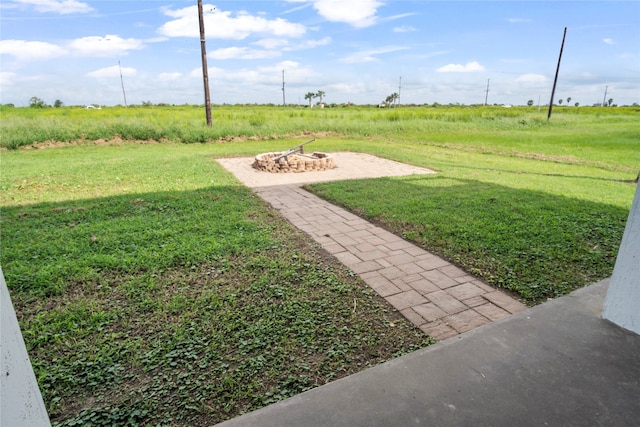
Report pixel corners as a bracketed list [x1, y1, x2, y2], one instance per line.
[1, 144, 431, 426]
[307, 175, 628, 303]
[0, 105, 638, 425]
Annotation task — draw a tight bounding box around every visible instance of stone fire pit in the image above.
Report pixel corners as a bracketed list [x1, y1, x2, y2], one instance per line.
[252, 151, 336, 173]
[251, 139, 336, 173]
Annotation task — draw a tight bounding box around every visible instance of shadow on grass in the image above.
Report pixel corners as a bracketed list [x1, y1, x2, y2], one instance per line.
[1, 186, 268, 297]
[0, 185, 431, 426]
[307, 174, 629, 304]
[434, 162, 639, 184]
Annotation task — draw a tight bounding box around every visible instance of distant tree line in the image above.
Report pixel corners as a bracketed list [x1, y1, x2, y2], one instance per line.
[9, 95, 636, 110]
[28, 96, 64, 108]
[526, 96, 620, 107]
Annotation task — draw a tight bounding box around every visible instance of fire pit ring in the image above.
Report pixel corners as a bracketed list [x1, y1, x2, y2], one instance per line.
[252, 151, 336, 173]
[251, 139, 336, 173]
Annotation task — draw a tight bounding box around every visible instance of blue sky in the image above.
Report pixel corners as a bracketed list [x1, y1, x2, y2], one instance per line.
[1, 1, 638, 107]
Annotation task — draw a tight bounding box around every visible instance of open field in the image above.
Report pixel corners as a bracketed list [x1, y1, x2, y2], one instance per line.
[2, 104, 639, 157]
[1, 105, 638, 425]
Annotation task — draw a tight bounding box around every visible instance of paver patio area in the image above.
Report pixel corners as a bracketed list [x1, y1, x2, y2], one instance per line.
[217, 152, 527, 340]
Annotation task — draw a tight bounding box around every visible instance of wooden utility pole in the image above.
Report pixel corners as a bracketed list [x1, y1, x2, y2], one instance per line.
[484, 79, 490, 106]
[118, 60, 128, 107]
[547, 27, 567, 121]
[198, 0, 212, 126]
[282, 70, 286, 106]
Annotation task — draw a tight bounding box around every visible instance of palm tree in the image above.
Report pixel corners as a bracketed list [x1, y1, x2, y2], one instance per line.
[316, 90, 325, 105]
[304, 92, 316, 107]
[384, 93, 399, 108]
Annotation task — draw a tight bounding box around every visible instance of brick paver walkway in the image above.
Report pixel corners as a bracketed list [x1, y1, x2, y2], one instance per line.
[217, 153, 527, 340]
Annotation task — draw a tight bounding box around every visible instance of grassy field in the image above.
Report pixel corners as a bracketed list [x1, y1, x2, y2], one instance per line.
[2, 103, 639, 151]
[1, 105, 638, 425]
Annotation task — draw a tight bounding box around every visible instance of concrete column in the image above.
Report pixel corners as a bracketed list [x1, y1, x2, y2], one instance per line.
[1, 266, 51, 426]
[602, 184, 640, 335]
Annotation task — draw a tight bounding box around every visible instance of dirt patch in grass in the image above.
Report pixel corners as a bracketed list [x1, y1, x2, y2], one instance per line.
[22, 136, 160, 149]
[14, 131, 343, 150]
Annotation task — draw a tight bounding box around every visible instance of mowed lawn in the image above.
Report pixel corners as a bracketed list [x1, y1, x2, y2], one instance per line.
[1, 142, 433, 426]
[1, 105, 638, 425]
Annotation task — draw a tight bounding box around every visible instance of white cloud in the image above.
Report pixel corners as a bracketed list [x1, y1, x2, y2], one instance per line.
[87, 65, 136, 78]
[436, 61, 485, 72]
[12, 0, 93, 14]
[516, 73, 548, 83]
[290, 36, 332, 50]
[508, 17, 532, 23]
[0, 72, 17, 86]
[282, 2, 311, 15]
[618, 52, 636, 59]
[0, 39, 67, 61]
[209, 47, 281, 60]
[254, 38, 290, 49]
[159, 6, 306, 39]
[144, 37, 169, 44]
[68, 35, 144, 57]
[327, 81, 367, 95]
[190, 66, 220, 79]
[383, 13, 418, 22]
[158, 72, 182, 81]
[393, 25, 417, 33]
[411, 50, 448, 60]
[341, 54, 377, 64]
[311, 0, 383, 28]
[341, 46, 409, 64]
[254, 61, 318, 84]
[253, 36, 331, 50]
[0, 35, 144, 64]
[272, 60, 313, 73]
[603, 38, 615, 45]
[190, 60, 317, 86]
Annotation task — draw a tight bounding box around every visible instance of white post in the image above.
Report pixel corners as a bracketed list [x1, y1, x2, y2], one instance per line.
[602, 184, 640, 334]
[1, 266, 51, 426]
